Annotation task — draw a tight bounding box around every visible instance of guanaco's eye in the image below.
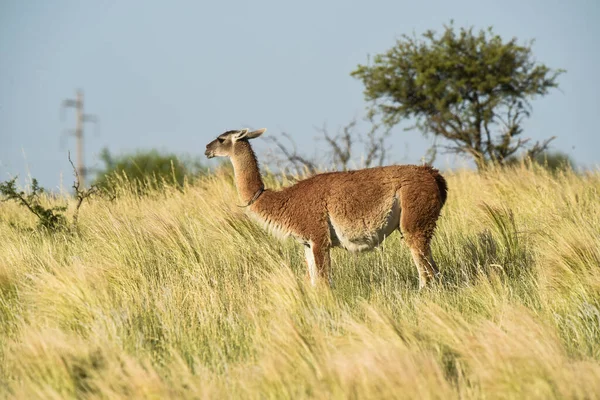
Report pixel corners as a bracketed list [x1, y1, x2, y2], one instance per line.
[218, 137, 226, 143]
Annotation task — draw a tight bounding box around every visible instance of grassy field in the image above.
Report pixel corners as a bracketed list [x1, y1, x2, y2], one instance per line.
[1, 164, 599, 399]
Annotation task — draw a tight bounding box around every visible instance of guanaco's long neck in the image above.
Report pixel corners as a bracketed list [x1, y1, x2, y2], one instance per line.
[230, 141, 265, 205]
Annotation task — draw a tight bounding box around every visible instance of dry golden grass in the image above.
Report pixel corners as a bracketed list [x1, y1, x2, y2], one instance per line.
[1, 164, 599, 399]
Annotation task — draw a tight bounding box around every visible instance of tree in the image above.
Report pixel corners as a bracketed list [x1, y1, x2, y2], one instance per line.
[351, 23, 564, 170]
[266, 118, 391, 175]
[93, 148, 205, 193]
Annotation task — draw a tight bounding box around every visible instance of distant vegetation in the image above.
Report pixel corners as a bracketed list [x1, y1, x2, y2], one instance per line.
[0, 155, 96, 233]
[512, 150, 576, 172]
[0, 177, 67, 231]
[93, 148, 206, 194]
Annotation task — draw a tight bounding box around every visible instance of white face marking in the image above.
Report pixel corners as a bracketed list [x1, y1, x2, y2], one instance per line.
[305, 245, 317, 287]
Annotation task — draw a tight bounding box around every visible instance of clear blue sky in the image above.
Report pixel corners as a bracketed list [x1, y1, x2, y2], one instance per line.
[1, 0, 598, 190]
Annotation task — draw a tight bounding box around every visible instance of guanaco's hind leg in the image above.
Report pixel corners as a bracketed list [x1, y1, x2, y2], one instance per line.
[399, 185, 443, 289]
[406, 239, 439, 289]
[304, 241, 332, 287]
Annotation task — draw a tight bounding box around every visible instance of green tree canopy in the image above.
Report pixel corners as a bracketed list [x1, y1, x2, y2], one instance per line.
[351, 23, 564, 170]
[93, 148, 205, 193]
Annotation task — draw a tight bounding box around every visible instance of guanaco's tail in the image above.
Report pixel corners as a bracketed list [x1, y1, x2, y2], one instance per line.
[425, 166, 448, 207]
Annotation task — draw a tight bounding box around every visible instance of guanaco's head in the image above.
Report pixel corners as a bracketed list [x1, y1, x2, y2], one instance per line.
[205, 128, 266, 159]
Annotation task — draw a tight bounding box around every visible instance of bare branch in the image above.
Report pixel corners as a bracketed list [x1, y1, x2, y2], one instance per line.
[69, 151, 98, 227]
[526, 136, 556, 159]
[316, 120, 355, 170]
[264, 118, 392, 174]
[362, 122, 390, 167]
[265, 133, 318, 175]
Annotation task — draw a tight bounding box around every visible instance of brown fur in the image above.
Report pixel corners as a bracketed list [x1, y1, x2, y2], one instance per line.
[206, 129, 447, 289]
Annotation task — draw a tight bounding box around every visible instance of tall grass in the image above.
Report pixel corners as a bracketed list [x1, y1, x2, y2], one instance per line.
[1, 164, 599, 399]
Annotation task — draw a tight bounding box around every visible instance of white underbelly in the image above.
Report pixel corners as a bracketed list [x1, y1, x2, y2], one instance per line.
[329, 199, 400, 252]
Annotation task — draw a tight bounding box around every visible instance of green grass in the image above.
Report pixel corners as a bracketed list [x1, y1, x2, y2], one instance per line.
[1, 164, 599, 399]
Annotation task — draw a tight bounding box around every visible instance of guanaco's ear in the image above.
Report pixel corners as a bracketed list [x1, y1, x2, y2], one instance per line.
[231, 128, 249, 142]
[232, 128, 266, 142]
[247, 128, 266, 139]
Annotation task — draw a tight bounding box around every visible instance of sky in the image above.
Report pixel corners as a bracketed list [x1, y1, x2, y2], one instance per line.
[1, 0, 599, 191]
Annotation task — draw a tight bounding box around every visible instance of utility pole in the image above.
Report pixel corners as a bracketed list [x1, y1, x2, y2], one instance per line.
[61, 90, 97, 187]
